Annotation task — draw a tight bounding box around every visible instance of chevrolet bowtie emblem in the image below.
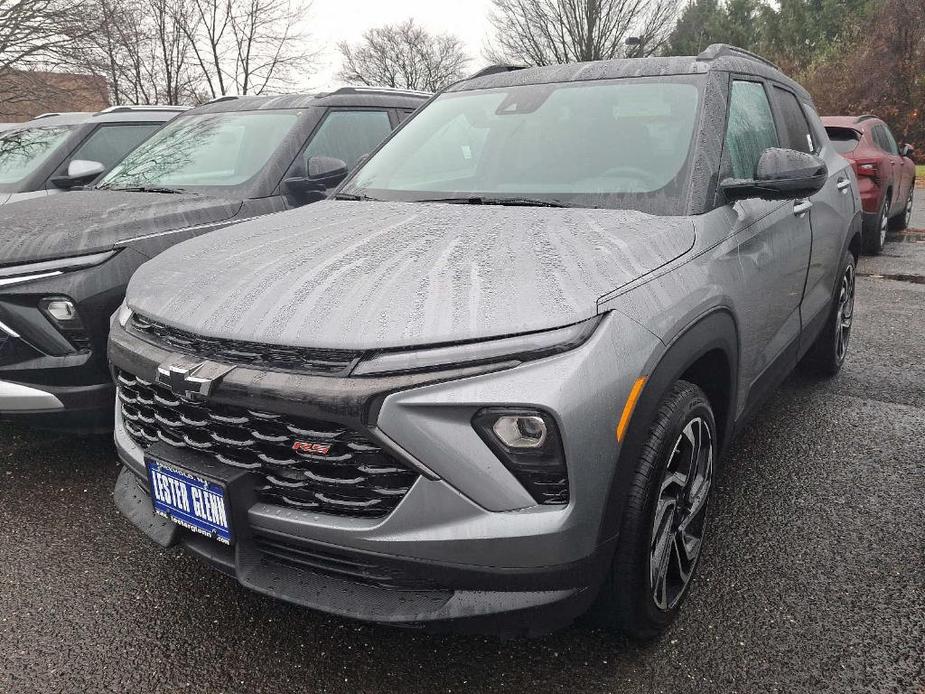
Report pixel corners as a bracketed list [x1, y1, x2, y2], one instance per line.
[155, 359, 235, 402]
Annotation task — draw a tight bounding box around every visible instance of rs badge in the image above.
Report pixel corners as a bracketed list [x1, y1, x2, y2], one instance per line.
[292, 441, 332, 455]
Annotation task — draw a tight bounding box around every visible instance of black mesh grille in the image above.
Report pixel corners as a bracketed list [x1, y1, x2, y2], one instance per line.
[254, 535, 441, 590]
[117, 370, 418, 518]
[129, 314, 361, 376]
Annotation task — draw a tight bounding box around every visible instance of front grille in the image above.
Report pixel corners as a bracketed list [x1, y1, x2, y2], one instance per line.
[254, 534, 441, 590]
[117, 370, 418, 518]
[129, 313, 361, 376]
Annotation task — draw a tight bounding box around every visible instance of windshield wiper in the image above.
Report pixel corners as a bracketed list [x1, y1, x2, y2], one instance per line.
[98, 184, 186, 194]
[414, 196, 572, 208]
[333, 192, 383, 202]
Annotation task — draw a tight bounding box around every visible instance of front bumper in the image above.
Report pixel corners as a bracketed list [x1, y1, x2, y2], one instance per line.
[110, 310, 661, 632]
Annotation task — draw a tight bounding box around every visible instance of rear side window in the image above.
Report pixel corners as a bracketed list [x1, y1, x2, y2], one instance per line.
[303, 110, 392, 171]
[69, 123, 161, 170]
[878, 125, 899, 155]
[825, 127, 861, 154]
[772, 87, 814, 153]
[872, 125, 898, 155]
[725, 80, 779, 179]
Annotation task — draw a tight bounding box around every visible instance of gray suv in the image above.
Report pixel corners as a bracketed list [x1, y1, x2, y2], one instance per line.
[110, 45, 861, 638]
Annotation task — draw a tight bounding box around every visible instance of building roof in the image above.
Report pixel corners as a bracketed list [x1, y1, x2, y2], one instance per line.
[0, 70, 109, 121]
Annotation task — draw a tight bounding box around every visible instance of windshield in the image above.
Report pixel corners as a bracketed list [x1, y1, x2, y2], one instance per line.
[342, 77, 702, 214]
[0, 125, 74, 187]
[99, 111, 299, 191]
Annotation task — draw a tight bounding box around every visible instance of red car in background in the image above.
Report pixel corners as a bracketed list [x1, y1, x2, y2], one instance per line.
[822, 115, 916, 254]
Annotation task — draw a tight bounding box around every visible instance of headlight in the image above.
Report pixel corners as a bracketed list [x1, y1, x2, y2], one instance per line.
[115, 302, 132, 328]
[0, 249, 118, 288]
[351, 315, 602, 376]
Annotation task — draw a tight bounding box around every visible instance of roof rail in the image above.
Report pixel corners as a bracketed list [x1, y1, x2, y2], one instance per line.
[696, 43, 780, 71]
[855, 114, 878, 123]
[94, 104, 189, 115]
[207, 95, 240, 104]
[323, 86, 432, 98]
[32, 112, 62, 119]
[469, 64, 528, 79]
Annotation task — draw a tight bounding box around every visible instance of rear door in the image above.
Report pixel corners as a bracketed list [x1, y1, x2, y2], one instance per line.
[872, 125, 902, 213]
[769, 86, 852, 333]
[879, 124, 914, 210]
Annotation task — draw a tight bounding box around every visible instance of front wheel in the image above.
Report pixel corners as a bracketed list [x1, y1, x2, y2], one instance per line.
[801, 250, 856, 377]
[593, 380, 716, 639]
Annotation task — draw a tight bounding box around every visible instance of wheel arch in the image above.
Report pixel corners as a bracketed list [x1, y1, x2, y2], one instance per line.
[597, 308, 739, 545]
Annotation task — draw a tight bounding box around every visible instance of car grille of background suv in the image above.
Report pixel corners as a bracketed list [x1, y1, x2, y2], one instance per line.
[117, 370, 419, 518]
[129, 314, 361, 376]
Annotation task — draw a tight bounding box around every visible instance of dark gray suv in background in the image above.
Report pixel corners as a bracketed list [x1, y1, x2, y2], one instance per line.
[0, 88, 427, 430]
[0, 106, 185, 206]
[110, 45, 861, 638]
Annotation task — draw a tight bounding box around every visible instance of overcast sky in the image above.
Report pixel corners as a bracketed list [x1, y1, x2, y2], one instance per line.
[305, 0, 494, 89]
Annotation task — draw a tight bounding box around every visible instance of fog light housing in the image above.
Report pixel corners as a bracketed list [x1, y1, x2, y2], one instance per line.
[42, 299, 79, 323]
[473, 408, 569, 505]
[39, 297, 89, 351]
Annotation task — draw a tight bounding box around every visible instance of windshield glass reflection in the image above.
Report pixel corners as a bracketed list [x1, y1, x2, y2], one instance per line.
[99, 111, 299, 191]
[0, 126, 74, 185]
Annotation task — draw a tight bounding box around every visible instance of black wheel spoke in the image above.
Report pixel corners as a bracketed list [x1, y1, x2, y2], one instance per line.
[834, 264, 855, 362]
[649, 415, 714, 612]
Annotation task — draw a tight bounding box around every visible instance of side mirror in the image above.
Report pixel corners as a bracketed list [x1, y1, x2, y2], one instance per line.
[308, 156, 348, 187]
[51, 159, 105, 189]
[721, 148, 828, 202]
[900, 143, 914, 159]
[283, 156, 348, 204]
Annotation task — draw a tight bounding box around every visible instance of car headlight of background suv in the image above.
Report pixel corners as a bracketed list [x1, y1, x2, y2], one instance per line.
[352, 314, 603, 376]
[0, 249, 118, 288]
[0, 250, 119, 353]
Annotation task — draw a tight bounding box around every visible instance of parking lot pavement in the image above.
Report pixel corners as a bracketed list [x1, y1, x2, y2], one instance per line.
[2, 240, 923, 694]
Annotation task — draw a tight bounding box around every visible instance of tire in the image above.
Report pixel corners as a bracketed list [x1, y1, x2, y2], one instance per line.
[889, 187, 914, 231]
[801, 249, 856, 377]
[593, 380, 716, 640]
[863, 197, 889, 255]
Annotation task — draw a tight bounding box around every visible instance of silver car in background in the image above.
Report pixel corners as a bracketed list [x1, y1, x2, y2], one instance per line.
[109, 44, 861, 638]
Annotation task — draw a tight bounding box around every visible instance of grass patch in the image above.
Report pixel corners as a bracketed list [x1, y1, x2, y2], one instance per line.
[917, 164, 925, 179]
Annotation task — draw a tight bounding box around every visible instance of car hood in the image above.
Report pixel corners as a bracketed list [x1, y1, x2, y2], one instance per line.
[128, 200, 695, 350]
[0, 190, 242, 266]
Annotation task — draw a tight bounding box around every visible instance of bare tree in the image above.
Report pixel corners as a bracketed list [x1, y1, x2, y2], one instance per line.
[183, 0, 315, 98]
[338, 19, 470, 92]
[485, 0, 679, 65]
[77, 0, 196, 105]
[0, 0, 88, 71]
[0, 0, 95, 114]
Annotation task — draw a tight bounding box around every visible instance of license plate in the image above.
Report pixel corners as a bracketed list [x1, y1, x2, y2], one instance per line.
[146, 457, 233, 544]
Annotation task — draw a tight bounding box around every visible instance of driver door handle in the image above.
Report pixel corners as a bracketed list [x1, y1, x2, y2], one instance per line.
[793, 200, 813, 216]
[836, 178, 851, 192]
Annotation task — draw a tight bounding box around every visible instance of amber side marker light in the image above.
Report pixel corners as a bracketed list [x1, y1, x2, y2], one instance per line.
[616, 376, 647, 442]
